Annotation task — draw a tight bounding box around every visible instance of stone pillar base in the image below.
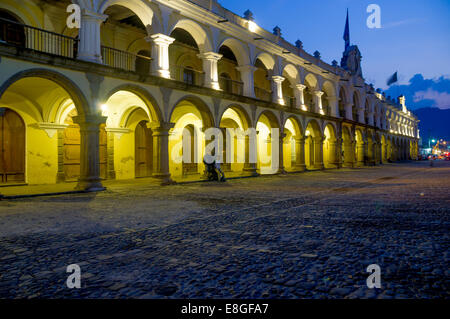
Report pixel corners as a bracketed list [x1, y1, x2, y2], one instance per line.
[56, 172, 66, 183]
[153, 173, 176, 186]
[76, 178, 105, 192]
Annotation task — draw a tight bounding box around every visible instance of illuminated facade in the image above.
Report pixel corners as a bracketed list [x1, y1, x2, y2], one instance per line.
[0, 0, 420, 190]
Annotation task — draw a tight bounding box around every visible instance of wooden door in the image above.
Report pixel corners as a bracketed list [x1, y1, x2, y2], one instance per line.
[135, 121, 153, 178]
[0, 108, 25, 183]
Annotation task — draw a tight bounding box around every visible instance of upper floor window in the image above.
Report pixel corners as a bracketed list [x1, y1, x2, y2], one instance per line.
[183, 67, 195, 85]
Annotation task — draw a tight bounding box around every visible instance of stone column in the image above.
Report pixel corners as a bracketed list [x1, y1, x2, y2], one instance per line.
[277, 133, 287, 174]
[345, 103, 353, 120]
[147, 34, 175, 79]
[243, 133, 259, 176]
[336, 138, 343, 168]
[77, 10, 108, 63]
[293, 84, 307, 111]
[313, 137, 324, 169]
[73, 115, 107, 191]
[150, 122, 175, 185]
[236, 65, 257, 98]
[198, 52, 222, 90]
[293, 137, 306, 171]
[271, 76, 285, 105]
[313, 90, 324, 114]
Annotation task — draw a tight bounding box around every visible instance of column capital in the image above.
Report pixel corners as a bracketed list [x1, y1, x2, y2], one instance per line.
[295, 84, 307, 90]
[272, 75, 285, 84]
[72, 115, 107, 128]
[81, 9, 108, 22]
[314, 90, 324, 97]
[198, 52, 223, 61]
[146, 33, 175, 46]
[149, 121, 175, 132]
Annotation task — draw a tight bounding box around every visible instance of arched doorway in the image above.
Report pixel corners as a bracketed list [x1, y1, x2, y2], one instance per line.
[169, 97, 214, 180]
[0, 108, 25, 184]
[135, 120, 153, 177]
[305, 120, 323, 170]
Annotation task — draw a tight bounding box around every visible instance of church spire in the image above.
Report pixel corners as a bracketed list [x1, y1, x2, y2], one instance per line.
[343, 9, 350, 50]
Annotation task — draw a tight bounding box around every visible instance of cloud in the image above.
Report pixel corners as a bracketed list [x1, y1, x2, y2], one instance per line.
[381, 18, 427, 29]
[384, 74, 450, 110]
[414, 89, 450, 109]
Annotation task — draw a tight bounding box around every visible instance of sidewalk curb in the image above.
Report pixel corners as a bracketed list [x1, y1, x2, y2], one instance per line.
[0, 188, 106, 200]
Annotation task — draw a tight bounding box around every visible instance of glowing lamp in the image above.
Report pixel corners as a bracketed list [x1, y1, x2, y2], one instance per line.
[248, 20, 258, 33]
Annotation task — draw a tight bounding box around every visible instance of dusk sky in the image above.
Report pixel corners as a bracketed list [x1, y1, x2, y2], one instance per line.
[220, 0, 450, 109]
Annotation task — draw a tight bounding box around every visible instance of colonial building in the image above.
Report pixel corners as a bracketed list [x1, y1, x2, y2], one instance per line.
[0, 0, 420, 190]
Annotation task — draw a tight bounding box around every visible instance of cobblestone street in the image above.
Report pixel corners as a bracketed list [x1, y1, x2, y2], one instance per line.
[0, 161, 449, 299]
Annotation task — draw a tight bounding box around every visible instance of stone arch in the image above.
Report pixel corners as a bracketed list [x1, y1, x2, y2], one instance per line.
[170, 95, 214, 128]
[99, 0, 155, 30]
[217, 38, 250, 66]
[282, 64, 299, 84]
[218, 104, 251, 131]
[254, 52, 275, 70]
[255, 109, 280, 129]
[0, 68, 89, 117]
[170, 19, 212, 52]
[101, 84, 162, 125]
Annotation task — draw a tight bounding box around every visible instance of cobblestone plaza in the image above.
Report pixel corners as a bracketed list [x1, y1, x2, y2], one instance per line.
[0, 161, 448, 299]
